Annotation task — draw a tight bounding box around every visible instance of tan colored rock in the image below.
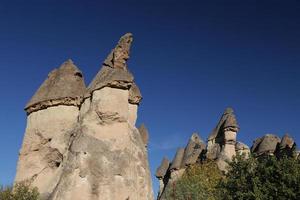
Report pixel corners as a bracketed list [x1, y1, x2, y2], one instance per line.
[138, 124, 149, 147]
[251, 134, 281, 156]
[129, 83, 142, 105]
[279, 134, 295, 149]
[15, 105, 80, 199]
[235, 141, 250, 158]
[25, 60, 86, 114]
[170, 148, 185, 171]
[86, 33, 134, 97]
[182, 133, 206, 166]
[49, 34, 153, 200]
[155, 157, 170, 179]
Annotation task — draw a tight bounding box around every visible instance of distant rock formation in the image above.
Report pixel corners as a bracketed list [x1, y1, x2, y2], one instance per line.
[155, 108, 297, 200]
[15, 33, 154, 200]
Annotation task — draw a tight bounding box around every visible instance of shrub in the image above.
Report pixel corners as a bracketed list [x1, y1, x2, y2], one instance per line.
[0, 183, 39, 200]
[220, 154, 300, 200]
[163, 162, 223, 200]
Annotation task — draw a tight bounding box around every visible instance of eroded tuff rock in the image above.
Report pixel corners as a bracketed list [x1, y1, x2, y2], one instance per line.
[156, 107, 298, 200]
[235, 141, 250, 157]
[207, 108, 239, 171]
[251, 134, 281, 156]
[138, 124, 149, 147]
[25, 60, 86, 114]
[182, 133, 206, 167]
[15, 34, 154, 200]
[15, 60, 86, 199]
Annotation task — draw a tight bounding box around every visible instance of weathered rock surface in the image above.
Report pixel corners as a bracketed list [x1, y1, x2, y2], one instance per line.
[15, 34, 154, 200]
[182, 133, 206, 166]
[170, 148, 185, 171]
[138, 124, 149, 147]
[25, 60, 86, 114]
[251, 134, 281, 156]
[15, 60, 86, 199]
[235, 141, 250, 157]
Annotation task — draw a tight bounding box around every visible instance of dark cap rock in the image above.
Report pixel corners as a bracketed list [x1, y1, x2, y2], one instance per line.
[129, 83, 142, 105]
[25, 59, 86, 114]
[155, 157, 170, 179]
[86, 33, 135, 96]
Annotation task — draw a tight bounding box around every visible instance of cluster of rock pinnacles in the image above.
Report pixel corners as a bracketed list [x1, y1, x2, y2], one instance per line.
[15, 33, 153, 200]
[155, 108, 299, 200]
[15, 33, 299, 200]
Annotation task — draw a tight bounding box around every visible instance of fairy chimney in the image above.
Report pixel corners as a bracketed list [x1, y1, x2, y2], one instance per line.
[15, 60, 86, 199]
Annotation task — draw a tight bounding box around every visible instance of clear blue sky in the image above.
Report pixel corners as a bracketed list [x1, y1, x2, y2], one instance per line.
[0, 0, 300, 196]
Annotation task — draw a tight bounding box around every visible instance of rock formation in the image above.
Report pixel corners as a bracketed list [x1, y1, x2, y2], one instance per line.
[15, 33, 154, 200]
[207, 107, 240, 171]
[155, 107, 298, 200]
[15, 60, 86, 198]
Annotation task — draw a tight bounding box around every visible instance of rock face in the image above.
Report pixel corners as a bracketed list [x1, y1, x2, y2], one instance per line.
[15, 34, 154, 200]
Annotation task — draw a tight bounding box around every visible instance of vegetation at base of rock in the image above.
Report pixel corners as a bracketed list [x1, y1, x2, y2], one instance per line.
[0, 183, 39, 200]
[163, 162, 222, 200]
[220, 154, 300, 200]
[163, 154, 300, 200]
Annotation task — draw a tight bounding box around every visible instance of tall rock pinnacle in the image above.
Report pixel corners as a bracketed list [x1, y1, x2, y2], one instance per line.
[15, 60, 86, 199]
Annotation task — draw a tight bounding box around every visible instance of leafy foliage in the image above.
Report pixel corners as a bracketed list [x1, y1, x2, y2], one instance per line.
[220, 154, 300, 200]
[164, 162, 222, 200]
[0, 183, 39, 200]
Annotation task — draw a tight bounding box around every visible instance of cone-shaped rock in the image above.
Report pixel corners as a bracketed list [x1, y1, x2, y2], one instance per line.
[182, 133, 206, 166]
[155, 157, 170, 179]
[25, 59, 86, 114]
[170, 148, 185, 171]
[208, 107, 239, 142]
[251, 134, 281, 156]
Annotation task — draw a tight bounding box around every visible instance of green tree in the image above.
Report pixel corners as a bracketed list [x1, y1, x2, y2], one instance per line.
[0, 183, 39, 200]
[220, 155, 300, 200]
[164, 162, 223, 200]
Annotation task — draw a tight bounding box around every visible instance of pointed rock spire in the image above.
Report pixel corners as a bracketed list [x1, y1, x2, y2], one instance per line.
[155, 157, 170, 179]
[86, 33, 135, 96]
[170, 148, 185, 171]
[208, 107, 239, 142]
[182, 133, 206, 166]
[25, 60, 86, 114]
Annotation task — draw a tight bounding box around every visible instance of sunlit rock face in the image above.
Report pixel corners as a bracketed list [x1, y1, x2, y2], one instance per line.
[15, 34, 154, 200]
[15, 60, 85, 199]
